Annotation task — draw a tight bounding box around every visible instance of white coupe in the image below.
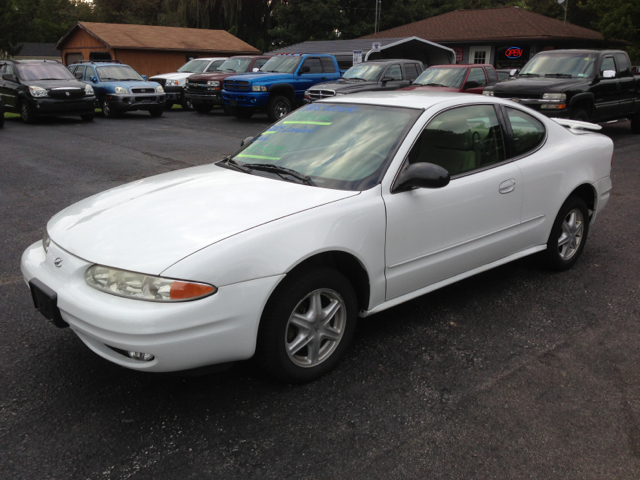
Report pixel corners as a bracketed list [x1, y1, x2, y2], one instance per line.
[21, 92, 613, 382]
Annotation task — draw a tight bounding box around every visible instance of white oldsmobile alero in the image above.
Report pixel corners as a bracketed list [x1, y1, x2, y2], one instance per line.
[21, 92, 613, 383]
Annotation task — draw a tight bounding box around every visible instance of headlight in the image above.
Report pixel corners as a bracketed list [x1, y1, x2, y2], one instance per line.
[252, 85, 267, 92]
[84, 84, 94, 95]
[42, 231, 50, 253]
[29, 86, 48, 97]
[542, 93, 566, 101]
[155, 85, 164, 93]
[207, 80, 220, 86]
[85, 265, 217, 302]
[482, 90, 494, 96]
[165, 79, 179, 86]
[114, 86, 128, 94]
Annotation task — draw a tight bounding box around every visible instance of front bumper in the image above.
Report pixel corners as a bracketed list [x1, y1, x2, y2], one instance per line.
[27, 96, 97, 115]
[21, 241, 284, 372]
[185, 91, 224, 106]
[162, 85, 182, 102]
[222, 91, 269, 108]
[498, 97, 571, 118]
[107, 93, 166, 112]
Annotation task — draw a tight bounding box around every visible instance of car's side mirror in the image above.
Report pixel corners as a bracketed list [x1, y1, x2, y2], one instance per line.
[393, 163, 450, 193]
[241, 136, 254, 147]
[141, 75, 148, 81]
[463, 80, 480, 90]
[509, 69, 519, 77]
[90, 76, 98, 83]
[252, 68, 259, 72]
[2, 73, 17, 83]
[298, 66, 311, 75]
[602, 69, 616, 79]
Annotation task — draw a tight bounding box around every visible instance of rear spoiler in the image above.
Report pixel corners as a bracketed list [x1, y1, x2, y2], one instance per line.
[552, 118, 602, 133]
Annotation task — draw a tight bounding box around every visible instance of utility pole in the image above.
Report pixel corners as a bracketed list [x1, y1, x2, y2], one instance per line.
[374, 0, 382, 33]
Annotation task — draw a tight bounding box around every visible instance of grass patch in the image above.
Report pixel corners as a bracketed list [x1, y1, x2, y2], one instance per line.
[4, 112, 20, 119]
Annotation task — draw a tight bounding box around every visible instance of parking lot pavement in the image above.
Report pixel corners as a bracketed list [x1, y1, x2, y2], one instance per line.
[1, 112, 639, 479]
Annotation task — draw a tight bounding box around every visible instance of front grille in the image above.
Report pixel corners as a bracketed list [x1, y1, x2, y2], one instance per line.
[308, 89, 336, 100]
[131, 88, 155, 94]
[49, 88, 84, 99]
[494, 92, 542, 100]
[153, 78, 166, 87]
[224, 80, 250, 91]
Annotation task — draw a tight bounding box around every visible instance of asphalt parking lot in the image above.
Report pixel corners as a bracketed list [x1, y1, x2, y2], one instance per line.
[1, 108, 639, 479]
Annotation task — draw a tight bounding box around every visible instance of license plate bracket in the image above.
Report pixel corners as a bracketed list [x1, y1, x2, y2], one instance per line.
[29, 278, 68, 328]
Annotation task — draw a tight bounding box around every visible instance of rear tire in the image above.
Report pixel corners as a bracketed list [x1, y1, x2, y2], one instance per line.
[20, 101, 35, 124]
[267, 95, 291, 122]
[543, 196, 590, 271]
[570, 108, 589, 122]
[149, 106, 164, 117]
[256, 267, 358, 383]
[631, 110, 640, 134]
[101, 98, 118, 118]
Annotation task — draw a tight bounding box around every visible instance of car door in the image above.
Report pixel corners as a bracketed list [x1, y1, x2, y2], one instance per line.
[591, 55, 620, 120]
[383, 104, 523, 300]
[380, 64, 407, 91]
[295, 57, 326, 100]
[463, 67, 488, 94]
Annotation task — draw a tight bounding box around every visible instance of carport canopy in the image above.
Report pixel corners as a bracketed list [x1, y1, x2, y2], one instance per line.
[268, 37, 456, 69]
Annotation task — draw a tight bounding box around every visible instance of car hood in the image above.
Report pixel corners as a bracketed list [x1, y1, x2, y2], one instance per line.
[27, 79, 87, 89]
[188, 72, 245, 82]
[149, 72, 191, 82]
[402, 85, 462, 93]
[226, 72, 292, 84]
[103, 80, 161, 89]
[47, 164, 359, 275]
[490, 77, 591, 94]
[311, 79, 380, 93]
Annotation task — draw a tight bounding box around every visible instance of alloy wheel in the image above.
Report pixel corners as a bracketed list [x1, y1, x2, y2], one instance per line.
[557, 208, 584, 261]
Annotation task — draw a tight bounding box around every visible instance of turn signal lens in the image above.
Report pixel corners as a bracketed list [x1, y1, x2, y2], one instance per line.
[85, 265, 217, 302]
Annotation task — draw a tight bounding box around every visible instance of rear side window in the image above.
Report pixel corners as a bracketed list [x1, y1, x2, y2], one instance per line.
[485, 67, 498, 85]
[404, 63, 419, 81]
[505, 108, 545, 158]
[302, 58, 322, 74]
[321, 57, 336, 73]
[614, 53, 631, 77]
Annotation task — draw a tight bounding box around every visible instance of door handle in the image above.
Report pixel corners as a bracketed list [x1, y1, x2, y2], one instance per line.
[499, 179, 516, 194]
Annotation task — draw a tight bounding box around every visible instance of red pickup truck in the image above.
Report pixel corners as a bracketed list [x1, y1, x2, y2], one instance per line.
[402, 64, 498, 94]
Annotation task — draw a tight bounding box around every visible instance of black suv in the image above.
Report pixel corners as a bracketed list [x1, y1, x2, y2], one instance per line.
[0, 60, 97, 123]
[305, 59, 424, 102]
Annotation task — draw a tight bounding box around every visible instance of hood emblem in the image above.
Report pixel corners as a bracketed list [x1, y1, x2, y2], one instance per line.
[65, 91, 70, 97]
[54, 258, 63, 268]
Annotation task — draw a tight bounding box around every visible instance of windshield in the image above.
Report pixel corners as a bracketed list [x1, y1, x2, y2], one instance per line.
[177, 60, 211, 74]
[343, 64, 384, 81]
[413, 67, 467, 88]
[228, 103, 421, 191]
[16, 63, 74, 81]
[218, 57, 253, 73]
[261, 56, 301, 73]
[519, 53, 596, 78]
[97, 66, 144, 81]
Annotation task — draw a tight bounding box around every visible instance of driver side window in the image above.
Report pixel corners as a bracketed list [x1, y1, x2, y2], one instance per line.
[302, 58, 322, 74]
[385, 64, 402, 81]
[600, 57, 616, 76]
[407, 105, 505, 176]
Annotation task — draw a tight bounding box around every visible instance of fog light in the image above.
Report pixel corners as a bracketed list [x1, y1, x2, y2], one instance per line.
[128, 351, 155, 361]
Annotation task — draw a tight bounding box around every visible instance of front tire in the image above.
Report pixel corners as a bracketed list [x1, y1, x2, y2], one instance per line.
[20, 101, 35, 124]
[256, 267, 358, 383]
[267, 95, 291, 122]
[101, 98, 118, 118]
[181, 95, 193, 111]
[543, 196, 590, 271]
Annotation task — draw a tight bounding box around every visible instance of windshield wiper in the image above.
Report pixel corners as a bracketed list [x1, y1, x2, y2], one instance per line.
[246, 163, 316, 186]
[344, 77, 367, 81]
[37, 78, 65, 81]
[518, 73, 540, 77]
[417, 83, 448, 87]
[545, 73, 573, 78]
[219, 157, 251, 173]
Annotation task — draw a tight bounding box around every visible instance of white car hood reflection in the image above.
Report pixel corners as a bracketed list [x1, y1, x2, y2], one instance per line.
[47, 164, 358, 274]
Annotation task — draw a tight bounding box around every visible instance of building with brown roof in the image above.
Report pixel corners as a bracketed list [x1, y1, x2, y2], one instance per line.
[56, 22, 260, 77]
[362, 7, 609, 69]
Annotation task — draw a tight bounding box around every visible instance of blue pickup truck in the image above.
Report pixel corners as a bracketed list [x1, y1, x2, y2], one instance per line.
[222, 54, 342, 121]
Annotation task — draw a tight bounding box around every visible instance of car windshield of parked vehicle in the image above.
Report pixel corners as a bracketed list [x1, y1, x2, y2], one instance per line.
[227, 103, 421, 191]
[342, 64, 384, 81]
[413, 67, 468, 88]
[218, 57, 253, 73]
[97, 66, 144, 81]
[16, 63, 75, 81]
[519, 53, 596, 78]
[177, 59, 212, 74]
[260, 56, 301, 73]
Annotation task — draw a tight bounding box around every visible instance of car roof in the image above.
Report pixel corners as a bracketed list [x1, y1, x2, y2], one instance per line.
[428, 64, 491, 68]
[315, 90, 511, 110]
[360, 59, 422, 64]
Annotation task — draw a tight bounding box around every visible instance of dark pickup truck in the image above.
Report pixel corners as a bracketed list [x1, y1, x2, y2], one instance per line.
[483, 49, 640, 133]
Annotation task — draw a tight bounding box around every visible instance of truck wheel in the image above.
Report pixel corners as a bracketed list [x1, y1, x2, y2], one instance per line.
[20, 101, 35, 124]
[149, 106, 164, 117]
[194, 104, 213, 114]
[233, 107, 255, 119]
[267, 95, 291, 122]
[181, 96, 193, 111]
[631, 110, 640, 134]
[570, 108, 589, 122]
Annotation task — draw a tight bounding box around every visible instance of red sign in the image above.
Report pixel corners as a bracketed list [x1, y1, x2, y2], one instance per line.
[505, 47, 523, 59]
[453, 47, 463, 63]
